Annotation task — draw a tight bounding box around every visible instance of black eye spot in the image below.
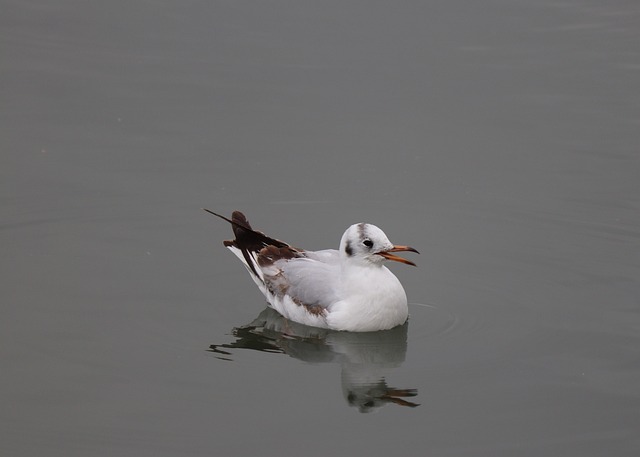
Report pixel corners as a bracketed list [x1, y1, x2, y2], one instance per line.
[363, 239, 373, 248]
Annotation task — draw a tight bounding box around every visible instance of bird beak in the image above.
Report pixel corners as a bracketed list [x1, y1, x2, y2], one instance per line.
[378, 245, 420, 266]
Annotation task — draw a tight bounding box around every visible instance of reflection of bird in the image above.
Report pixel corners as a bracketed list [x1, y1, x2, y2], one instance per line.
[342, 364, 419, 413]
[205, 210, 418, 331]
[209, 308, 419, 413]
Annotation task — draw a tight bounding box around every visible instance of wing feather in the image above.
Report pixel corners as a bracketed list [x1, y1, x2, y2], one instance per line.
[269, 251, 341, 309]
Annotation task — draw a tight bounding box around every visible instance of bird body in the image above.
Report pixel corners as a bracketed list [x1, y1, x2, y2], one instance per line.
[206, 210, 418, 332]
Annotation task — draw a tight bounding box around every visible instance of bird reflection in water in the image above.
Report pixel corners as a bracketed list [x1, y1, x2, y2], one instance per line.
[209, 307, 419, 413]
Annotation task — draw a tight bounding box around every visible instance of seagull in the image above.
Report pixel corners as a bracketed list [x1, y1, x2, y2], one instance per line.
[204, 209, 419, 332]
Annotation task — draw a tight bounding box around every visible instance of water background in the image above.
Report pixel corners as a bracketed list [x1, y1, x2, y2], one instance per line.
[2, 1, 639, 456]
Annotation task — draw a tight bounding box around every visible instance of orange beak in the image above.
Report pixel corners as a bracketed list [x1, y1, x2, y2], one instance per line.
[378, 245, 420, 266]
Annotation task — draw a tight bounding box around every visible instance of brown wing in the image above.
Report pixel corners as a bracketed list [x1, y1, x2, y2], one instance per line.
[204, 209, 302, 278]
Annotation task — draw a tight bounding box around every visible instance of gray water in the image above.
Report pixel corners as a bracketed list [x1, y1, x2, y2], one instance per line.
[2, 1, 639, 456]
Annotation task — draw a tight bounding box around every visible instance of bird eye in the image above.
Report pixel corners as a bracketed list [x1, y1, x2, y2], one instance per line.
[363, 239, 373, 248]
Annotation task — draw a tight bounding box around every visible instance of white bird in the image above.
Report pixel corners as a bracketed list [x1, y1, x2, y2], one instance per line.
[205, 210, 419, 332]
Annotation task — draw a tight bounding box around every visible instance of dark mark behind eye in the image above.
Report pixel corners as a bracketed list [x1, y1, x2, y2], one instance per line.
[345, 241, 353, 256]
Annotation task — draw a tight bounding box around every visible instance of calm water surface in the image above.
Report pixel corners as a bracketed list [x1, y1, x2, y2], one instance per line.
[2, 1, 639, 456]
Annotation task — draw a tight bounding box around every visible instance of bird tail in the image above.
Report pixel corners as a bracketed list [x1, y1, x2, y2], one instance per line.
[203, 209, 289, 282]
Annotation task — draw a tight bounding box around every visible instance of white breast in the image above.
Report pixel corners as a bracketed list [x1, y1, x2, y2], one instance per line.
[326, 265, 408, 332]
